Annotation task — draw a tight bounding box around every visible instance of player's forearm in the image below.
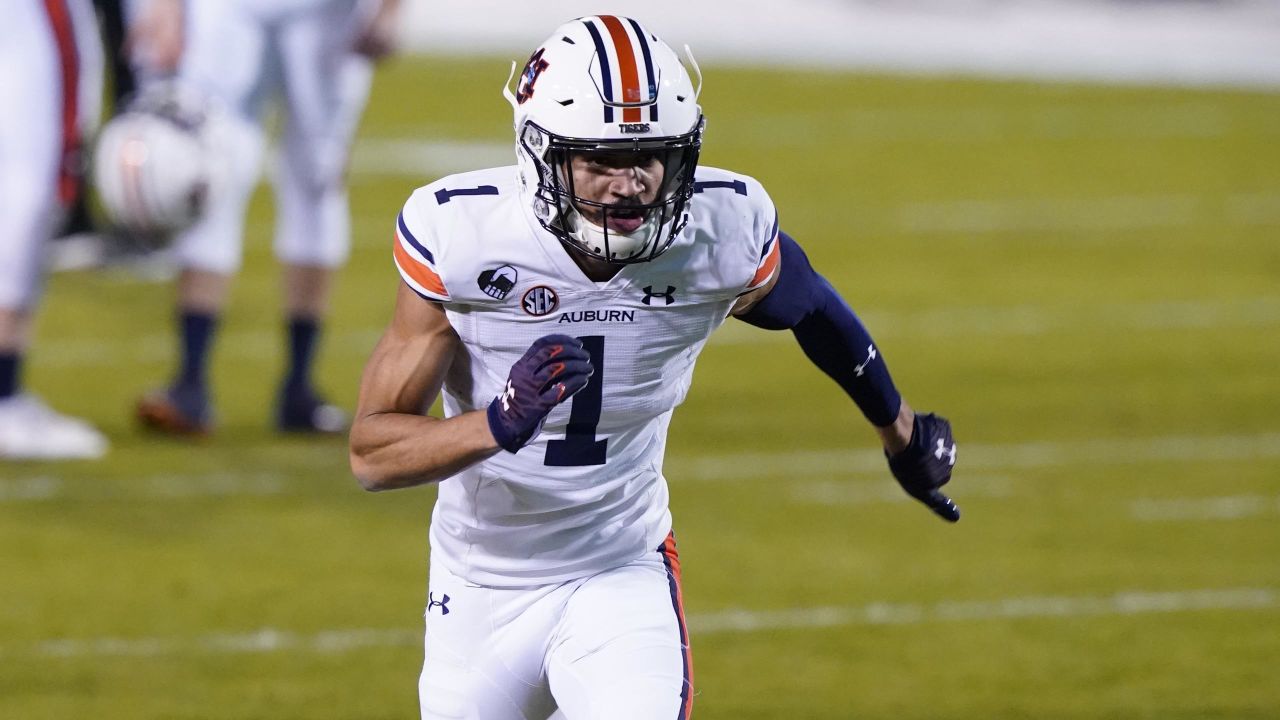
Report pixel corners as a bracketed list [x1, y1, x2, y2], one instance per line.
[349, 409, 500, 491]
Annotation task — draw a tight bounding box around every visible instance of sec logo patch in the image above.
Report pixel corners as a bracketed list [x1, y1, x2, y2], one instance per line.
[522, 286, 559, 316]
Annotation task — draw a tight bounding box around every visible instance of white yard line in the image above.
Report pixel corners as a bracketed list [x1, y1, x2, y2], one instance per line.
[32, 295, 1280, 367]
[707, 295, 1280, 345]
[740, 103, 1254, 148]
[349, 139, 511, 179]
[896, 194, 1203, 234]
[346, 142, 1280, 236]
[35, 328, 383, 369]
[1131, 495, 1280, 522]
[5, 587, 1272, 660]
[789, 475, 1014, 507]
[0, 474, 288, 503]
[693, 587, 1278, 634]
[3, 433, 1277, 504]
[673, 432, 1280, 483]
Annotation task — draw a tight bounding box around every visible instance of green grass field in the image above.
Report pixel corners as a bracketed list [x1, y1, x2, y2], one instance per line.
[3, 55, 1279, 718]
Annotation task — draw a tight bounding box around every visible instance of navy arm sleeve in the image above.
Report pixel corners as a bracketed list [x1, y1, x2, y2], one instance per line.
[737, 232, 902, 427]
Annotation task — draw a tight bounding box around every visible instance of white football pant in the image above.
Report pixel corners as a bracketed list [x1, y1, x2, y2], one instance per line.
[0, 0, 101, 309]
[172, 0, 374, 274]
[420, 542, 694, 720]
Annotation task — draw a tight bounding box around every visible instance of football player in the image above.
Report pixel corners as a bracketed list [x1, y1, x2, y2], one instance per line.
[0, 0, 108, 460]
[134, 0, 401, 435]
[349, 16, 960, 719]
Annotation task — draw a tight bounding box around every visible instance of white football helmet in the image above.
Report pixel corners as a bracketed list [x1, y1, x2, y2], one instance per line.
[92, 83, 228, 238]
[504, 16, 705, 263]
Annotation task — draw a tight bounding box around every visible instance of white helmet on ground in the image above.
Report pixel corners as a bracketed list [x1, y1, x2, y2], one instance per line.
[92, 82, 227, 238]
[504, 16, 705, 263]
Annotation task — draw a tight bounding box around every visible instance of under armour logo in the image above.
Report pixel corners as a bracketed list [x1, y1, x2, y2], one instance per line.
[641, 285, 676, 306]
[934, 439, 957, 466]
[428, 592, 451, 615]
[500, 380, 515, 412]
[854, 344, 877, 377]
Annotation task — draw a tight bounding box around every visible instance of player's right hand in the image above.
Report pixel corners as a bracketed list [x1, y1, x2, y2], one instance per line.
[486, 335, 593, 452]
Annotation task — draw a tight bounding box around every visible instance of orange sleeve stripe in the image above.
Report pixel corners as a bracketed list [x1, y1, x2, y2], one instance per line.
[748, 235, 782, 289]
[393, 237, 449, 298]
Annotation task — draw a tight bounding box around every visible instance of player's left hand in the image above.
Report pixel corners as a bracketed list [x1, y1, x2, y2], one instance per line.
[886, 412, 960, 523]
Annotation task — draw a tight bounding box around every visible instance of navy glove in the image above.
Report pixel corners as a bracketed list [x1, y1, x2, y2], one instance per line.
[487, 334, 593, 452]
[886, 412, 960, 523]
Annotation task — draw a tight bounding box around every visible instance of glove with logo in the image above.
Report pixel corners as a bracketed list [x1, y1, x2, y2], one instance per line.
[487, 334, 593, 452]
[886, 412, 961, 523]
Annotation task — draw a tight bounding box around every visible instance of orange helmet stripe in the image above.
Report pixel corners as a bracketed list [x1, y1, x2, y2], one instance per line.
[599, 15, 643, 123]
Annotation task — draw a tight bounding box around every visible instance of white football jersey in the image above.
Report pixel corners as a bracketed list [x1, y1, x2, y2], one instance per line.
[393, 165, 781, 587]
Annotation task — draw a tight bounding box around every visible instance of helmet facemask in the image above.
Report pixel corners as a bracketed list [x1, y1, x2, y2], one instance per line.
[519, 118, 703, 264]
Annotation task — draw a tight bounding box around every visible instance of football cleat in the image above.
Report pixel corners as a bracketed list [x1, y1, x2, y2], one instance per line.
[276, 386, 348, 435]
[0, 394, 108, 460]
[136, 387, 212, 436]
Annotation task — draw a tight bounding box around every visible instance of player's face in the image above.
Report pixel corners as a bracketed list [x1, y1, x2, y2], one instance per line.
[567, 151, 665, 234]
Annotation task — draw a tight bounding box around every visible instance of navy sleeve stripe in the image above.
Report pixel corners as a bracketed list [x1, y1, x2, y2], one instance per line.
[626, 17, 659, 121]
[583, 20, 615, 123]
[397, 211, 435, 265]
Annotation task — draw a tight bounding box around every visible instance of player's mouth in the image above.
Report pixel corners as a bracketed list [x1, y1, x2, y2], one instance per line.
[603, 208, 646, 234]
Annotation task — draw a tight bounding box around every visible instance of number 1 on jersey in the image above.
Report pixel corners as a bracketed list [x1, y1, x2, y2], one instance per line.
[544, 335, 606, 466]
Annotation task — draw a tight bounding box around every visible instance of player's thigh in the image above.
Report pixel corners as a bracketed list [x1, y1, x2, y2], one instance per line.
[275, 0, 371, 182]
[547, 553, 692, 720]
[0, 3, 64, 308]
[420, 560, 559, 720]
[179, 0, 269, 118]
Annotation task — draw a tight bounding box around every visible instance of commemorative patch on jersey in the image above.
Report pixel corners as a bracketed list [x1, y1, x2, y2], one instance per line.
[522, 286, 560, 316]
[477, 264, 518, 299]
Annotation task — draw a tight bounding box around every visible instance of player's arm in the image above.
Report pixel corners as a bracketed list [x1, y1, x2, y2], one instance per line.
[126, 0, 184, 74]
[349, 283, 497, 491]
[350, 283, 593, 491]
[353, 0, 402, 61]
[732, 232, 960, 523]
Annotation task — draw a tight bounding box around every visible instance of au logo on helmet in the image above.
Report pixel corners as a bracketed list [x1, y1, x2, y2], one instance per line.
[516, 48, 549, 105]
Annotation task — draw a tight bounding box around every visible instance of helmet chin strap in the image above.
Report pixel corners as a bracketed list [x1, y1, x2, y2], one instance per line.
[563, 205, 657, 261]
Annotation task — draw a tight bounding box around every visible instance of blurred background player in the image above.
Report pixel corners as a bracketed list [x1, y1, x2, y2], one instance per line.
[49, 0, 184, 272]
[0, 0, 108, 460]
[134, 0, 402, 436]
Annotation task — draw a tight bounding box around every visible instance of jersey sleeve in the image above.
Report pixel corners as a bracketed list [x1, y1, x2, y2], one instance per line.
[392, 193, 451, 302]
[743, 184, 781, 293]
